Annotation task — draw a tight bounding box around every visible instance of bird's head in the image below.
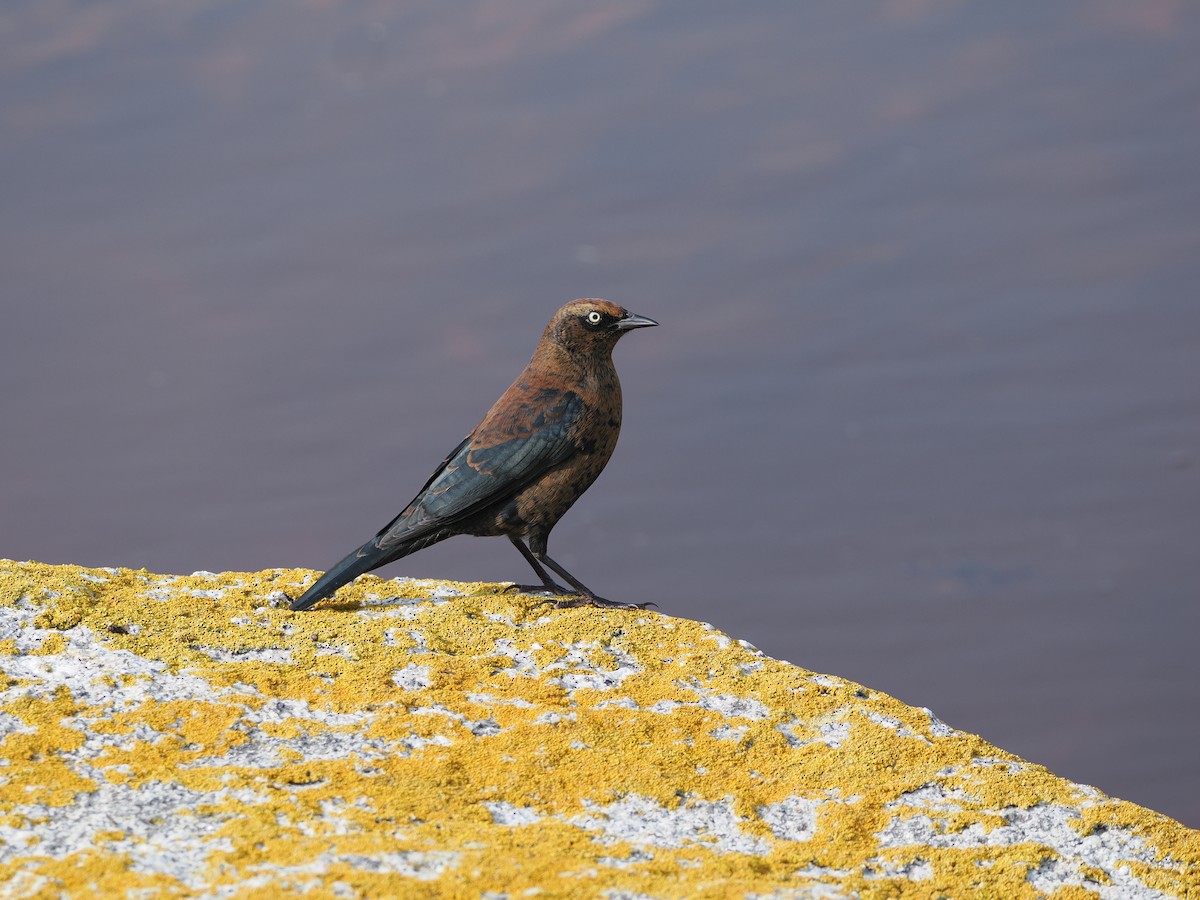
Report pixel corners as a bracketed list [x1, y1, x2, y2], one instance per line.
[546, 299, 658, 357]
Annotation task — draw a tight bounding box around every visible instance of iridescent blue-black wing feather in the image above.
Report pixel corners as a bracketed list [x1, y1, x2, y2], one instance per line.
[289, 389, 585, 612]
[373, 391, 584, 551]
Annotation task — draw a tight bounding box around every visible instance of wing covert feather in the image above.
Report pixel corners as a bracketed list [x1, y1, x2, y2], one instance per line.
[373, 392, 583, 550]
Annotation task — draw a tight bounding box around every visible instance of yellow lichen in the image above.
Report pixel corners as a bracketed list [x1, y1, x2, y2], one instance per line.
[1, 560, 1197, 898]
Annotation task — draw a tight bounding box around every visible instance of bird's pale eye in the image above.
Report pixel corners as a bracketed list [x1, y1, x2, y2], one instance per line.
[586, 311, 603, 325]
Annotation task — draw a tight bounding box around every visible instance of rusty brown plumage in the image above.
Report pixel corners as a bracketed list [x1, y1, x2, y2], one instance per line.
[290, 299, 658, 611]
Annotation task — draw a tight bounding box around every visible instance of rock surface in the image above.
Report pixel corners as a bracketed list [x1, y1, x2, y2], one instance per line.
[1, 560, 1196, 898]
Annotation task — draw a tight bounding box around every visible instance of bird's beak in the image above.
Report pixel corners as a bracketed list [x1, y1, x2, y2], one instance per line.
[614, 312, 659, 331]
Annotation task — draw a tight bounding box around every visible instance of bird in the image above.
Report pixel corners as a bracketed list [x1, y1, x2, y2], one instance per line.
[289, 299, 658, 612]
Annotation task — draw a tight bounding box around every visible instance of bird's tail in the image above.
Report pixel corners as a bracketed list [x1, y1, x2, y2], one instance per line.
[290, 542, 393, 612]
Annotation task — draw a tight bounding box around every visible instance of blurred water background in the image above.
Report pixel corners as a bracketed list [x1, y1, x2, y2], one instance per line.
[3, 2, 1198, 827]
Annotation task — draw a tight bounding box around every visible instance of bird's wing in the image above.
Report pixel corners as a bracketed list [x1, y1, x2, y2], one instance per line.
[373, 391, 584, 551]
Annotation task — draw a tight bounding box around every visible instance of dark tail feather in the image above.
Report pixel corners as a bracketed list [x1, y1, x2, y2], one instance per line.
[291, 542, 394, 611]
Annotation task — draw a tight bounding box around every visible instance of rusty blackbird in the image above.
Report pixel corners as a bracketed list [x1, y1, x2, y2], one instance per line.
[290, 299, 657, 611]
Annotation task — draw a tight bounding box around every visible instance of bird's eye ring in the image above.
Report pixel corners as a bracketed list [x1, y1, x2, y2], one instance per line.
[586, 311, 603, 325]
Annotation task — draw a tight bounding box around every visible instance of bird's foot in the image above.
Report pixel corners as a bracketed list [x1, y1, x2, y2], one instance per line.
[551, 594, 658, 611]
[502, 582, 572, 597]
[502, 582, 656, 611]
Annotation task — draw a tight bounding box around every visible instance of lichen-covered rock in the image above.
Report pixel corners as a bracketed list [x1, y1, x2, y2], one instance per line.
[1, 560, 1196, 898]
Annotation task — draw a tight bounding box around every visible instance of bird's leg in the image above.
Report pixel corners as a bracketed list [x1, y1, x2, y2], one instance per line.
[528, 537, 655, 611]
[503, 536, 573, 596]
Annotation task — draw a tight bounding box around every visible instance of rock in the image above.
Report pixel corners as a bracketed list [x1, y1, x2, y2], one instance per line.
[1, 560, 1196, 897]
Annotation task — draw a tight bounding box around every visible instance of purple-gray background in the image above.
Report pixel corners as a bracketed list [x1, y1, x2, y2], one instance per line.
[3, 2, 1198, 826]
